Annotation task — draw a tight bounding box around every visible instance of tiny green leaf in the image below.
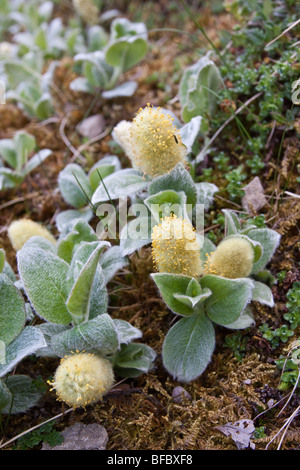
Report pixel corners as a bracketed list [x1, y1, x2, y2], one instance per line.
[13, 131, 36, 172]
[88, 155, 121, 191]
[113, 319, 142, 344]
[222, 209, 241, 236]
[144, 189, 190, 224]
[57, 219, 98, 263]
[0, 139, 17, 168]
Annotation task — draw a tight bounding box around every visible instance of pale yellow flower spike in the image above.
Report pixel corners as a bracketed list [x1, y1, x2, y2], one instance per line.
[151, 214, 202, 277]
[48, 352, 114, 409]
[7, 219, 56, 251]
[129, 104, 187, 177]
[204, 237, 255, 279]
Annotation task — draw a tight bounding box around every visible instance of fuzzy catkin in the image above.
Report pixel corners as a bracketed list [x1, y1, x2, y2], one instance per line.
[7, 219, 56, 251]
[113, 105, 187, 178]
[112, 120, 136, 164]
[204, 237, 254, 279]
[151, 214, 202, 277]
[49, 353, 114, 408]
[130, 105, 187, 177]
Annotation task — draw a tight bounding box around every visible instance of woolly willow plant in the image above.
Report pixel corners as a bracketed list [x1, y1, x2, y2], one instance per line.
[0, 131, 52, 190]
[151, 209, 281, 382]
[15, 219, 156, 390]
[1, 215, 156, 412]
[71, 18, 148, 99]
[56, 155, 121, 234]
[89, 105, 218, 255]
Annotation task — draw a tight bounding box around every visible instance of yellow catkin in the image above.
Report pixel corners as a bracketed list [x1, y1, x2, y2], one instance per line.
[204, 237, 254, 279]
[112, 104, 187, 178]
[48, 352, 114, 409]
[130, 104, 187, 177]
[7, 219, 56, 251]
[151, 214, 202, 277]
[72, 0, 100, 24]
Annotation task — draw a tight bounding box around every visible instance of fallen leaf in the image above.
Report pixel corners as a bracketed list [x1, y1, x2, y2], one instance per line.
[242, 176, 267, 213]
[216, 418, 256, 450]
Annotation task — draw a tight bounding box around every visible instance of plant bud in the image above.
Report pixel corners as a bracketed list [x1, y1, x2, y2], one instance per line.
[204, 237, 254, 279]
[49, 352, 114, 408]
[7, 219, 56, 251]
[151, 214, 202, 277]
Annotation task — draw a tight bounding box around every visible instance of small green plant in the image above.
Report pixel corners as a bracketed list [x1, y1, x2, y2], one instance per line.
[0, 131, 52, 190]
[224, 331, 249, 362]
[15, 219, 156, 404]
[276, 339, 300, 391]
[14, 421, 63, 450]
[285, 281, 300, 328]
[151, 210, 280, 382]
[179, 53, 223, 129]
[57, 155, 121, 233]
[260, 281, 300, 349]
[253, 425, 266, 440]
[13, 17, 68, 60]
[3, 48, 55, 120]
[70, 18, 149, 99]
[224, 166, 247, 202]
